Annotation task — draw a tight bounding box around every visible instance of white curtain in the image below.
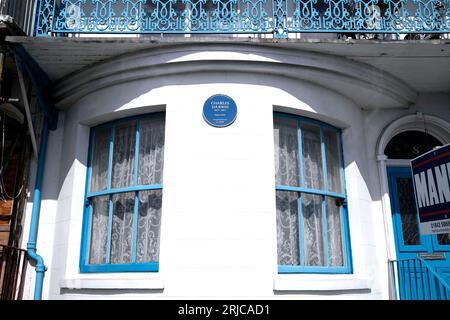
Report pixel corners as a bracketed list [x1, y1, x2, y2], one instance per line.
[90, 127, 110, 192]
[276, 191, 300, 265]
[274, 118, 299, 187]
[324, 128, 342, 193]
[302, 193, 325, 266]
[89, 196, 109, 264]
[274, 118, 344, 267]
[136, 189, 162, 263]
[326, 197, 344, 266]
[88, 116, 165, 265]
[112, 122, 136, 189]
[110, 192, 134, 264]
[301, 123, 324, 190]
[138, 116, 165, 185]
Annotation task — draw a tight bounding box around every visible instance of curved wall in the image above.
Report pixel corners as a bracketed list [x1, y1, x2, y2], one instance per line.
[24, 45, 397, 299]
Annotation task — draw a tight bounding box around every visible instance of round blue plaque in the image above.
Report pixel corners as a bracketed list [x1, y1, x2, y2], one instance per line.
[203, 94, 237, 128]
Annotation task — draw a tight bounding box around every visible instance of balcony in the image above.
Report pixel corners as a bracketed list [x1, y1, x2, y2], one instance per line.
[34, 0, 449, 38]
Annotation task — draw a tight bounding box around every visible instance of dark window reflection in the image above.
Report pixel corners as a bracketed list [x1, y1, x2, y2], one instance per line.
[384, 131, 442, 159]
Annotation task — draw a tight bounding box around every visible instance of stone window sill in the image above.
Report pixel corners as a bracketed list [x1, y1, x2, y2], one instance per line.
[274, 277, 370, 293]
[60, 278, 164, 290]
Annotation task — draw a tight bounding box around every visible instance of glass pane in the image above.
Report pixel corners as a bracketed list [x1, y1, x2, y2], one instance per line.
[273, 118, 300, 187]
[136, 190, 163, 263]
[138, 116, 165, 185]
[89, 196, 109, 264]
[276, 191, 300, 265]
[302, 124, 324, 190]
[396, 177, 421, 246]
[111, 122, 136, 189]
[324, 128, 342, 193]
[384, 131, 442, 159]
[302, 193, 325, 266]
[110, 192, 135, 264]
[326, 197, 344, 266]
[90, 127, 110, 192]
[437, 233, 450, 245]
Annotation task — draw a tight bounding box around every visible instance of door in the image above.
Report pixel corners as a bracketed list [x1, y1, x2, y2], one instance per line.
[387, 167, 450, 299]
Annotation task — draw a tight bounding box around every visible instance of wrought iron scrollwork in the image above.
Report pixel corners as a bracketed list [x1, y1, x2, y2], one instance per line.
[35, 0, 450, 38]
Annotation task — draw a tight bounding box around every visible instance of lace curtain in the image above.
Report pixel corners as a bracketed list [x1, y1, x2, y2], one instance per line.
[324, 128, 342, 193]
[88, 116, 164, 265]
[274, 117, 344, 267]
[90, 127, 110, 192]
[276, 191, 300, 265]
[274, 118, 299, 186]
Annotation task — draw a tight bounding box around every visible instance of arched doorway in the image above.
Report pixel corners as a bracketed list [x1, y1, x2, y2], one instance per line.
[377, 114, 450, 299]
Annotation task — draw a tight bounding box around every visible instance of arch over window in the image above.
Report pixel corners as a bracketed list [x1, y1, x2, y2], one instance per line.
[80, 112, 165, 273]
[376, 113, 450, 158]
[273, 112, 352, 273]
[384, 130, 442, 159]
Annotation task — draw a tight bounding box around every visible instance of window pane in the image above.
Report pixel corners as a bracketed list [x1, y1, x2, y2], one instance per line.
[324, 128, 342, 193]
[396, 177, 421, 246]
[302, 124, 324, 190]
[138, 116, 165, 185]
[110, 192, 135, 264]
[437, 233, 450, 245]
[136, 190, 163, 263]
[90, 127, 110, 192]
[302, 193, 325, 266]
[111, 122, 136, 189]
[326, 197, 344, 266]
[273, 118, 300, 187]
[89, 196, 109, 264]
[276, 191, 300, 265]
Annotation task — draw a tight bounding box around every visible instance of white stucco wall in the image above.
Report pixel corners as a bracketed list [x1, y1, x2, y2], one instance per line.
[20, 46, 450, 300]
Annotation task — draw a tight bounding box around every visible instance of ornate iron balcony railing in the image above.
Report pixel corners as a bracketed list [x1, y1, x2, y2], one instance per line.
[34, 0, 450, 38]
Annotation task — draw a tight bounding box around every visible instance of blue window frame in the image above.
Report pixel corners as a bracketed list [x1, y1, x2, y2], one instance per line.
[273, 112, 352, 274]
[80, 112, 165, 273]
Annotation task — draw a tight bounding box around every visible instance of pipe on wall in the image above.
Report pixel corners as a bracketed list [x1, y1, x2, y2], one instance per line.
[26, 119, 49, 300]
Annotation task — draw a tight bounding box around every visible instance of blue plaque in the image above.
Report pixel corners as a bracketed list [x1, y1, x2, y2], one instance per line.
[203, 94, 237, 128]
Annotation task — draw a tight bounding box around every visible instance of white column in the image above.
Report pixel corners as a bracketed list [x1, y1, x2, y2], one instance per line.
[376, 154, 398, 300]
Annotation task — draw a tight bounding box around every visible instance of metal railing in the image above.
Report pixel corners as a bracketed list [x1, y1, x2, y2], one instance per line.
[33, 0, 450, 38]
[0, 0, 38, 35]
[0, 244, 27, 300]
[389, 258, 450, 300]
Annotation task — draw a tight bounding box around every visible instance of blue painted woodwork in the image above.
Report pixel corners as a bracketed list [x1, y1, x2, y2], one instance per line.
[274, 112, 352, 274]
[387, 167, 450, 300]
[80, 112, 165, 273]
[27, 121, 50, 300]
[35, 0, 450, 37]
[389, 258, 450, 299]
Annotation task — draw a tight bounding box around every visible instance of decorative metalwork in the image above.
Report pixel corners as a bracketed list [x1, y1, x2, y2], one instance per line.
[34, 0, 54, 36]
[35, 0, 450, 37]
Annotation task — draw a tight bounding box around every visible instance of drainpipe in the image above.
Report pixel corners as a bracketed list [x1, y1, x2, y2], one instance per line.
[26, 119, 49, 300]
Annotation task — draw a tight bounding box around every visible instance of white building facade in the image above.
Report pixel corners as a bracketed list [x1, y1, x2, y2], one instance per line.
[8, 37, 447, 300]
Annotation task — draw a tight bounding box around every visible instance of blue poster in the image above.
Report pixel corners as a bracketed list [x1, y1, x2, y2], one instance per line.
[203, 94, 237, 128]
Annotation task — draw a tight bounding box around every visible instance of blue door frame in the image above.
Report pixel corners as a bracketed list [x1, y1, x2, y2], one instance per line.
[387, 167, 450, 299]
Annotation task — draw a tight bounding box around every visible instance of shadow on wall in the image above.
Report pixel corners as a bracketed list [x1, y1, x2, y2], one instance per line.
[37, 50, 395, 296]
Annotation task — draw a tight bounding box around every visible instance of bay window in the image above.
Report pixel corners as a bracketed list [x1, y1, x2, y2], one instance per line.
[80, 113, 165, 273]
[274, 113, 352, 273]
